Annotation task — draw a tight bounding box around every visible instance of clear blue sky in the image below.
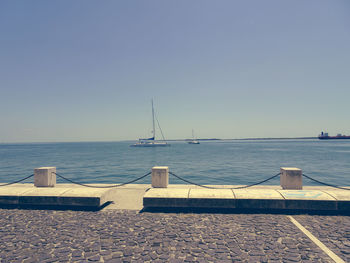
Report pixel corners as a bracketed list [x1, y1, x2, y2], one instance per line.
[1, 0, 349, 142]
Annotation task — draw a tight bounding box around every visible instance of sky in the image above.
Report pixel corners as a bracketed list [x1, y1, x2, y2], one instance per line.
[1, 0, 349, 142]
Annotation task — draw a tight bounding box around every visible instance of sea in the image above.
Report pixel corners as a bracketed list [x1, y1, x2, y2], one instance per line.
[0, 139, 349, 186]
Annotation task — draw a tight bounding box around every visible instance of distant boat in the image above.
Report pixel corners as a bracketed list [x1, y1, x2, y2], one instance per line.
[318, 131, 350, 140]
[131, 100, 170, 147]
[188, 129, 200, 144]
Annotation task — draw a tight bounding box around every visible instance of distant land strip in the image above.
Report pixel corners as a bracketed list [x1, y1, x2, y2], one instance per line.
[170, 137, 317, 141]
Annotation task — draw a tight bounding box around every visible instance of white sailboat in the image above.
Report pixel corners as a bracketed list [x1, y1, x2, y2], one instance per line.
[131, 100, 170, 147]
[188, 129, 200, 144]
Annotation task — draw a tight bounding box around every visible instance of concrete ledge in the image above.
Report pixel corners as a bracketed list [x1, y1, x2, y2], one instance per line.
[143, 188, 189, 207]
[0, 196, 19, 205]
[189, 188, 234, 199]
[0, 184, 114, 208]
[143, 187, 350, 212]
[187, 189, 236, 208]
[236, 199, 286, 210]
[338, 201, 350, 211]
[278, 190, 336, 200]
[233, 189, 283, 199]
[284, 200, 337, 211]
[1, 184, 350, 212]
[0, 186, 32, 204]
[325, 190, 350, 200]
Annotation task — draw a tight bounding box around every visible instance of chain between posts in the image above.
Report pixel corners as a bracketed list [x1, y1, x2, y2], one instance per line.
[0, 174, 34, 187]
[54, 172, 151, 188]
[302, 173, 350, 191]
[1, 171, 349, 190]
[169, 171, 281, 189]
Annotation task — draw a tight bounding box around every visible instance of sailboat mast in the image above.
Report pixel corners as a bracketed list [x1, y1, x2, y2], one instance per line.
[152, 99, 155, 139]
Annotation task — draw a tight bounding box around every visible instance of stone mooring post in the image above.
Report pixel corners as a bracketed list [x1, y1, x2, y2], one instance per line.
[280, 167, 302, 190]
[34, 167, 56, 187]
[151, 166, 169, 188]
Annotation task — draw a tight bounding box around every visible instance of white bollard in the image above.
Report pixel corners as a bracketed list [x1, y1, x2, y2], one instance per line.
[34, 167, 56, 187]
[152, 166, 169, 188]
[280, 167, 302, 190]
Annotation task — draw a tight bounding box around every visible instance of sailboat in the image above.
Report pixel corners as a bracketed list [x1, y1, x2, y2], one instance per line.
[131, 100, 170, 147]
[188, 129, 200, 144]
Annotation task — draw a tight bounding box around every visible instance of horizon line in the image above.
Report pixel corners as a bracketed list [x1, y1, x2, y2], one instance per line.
[0, 137, 318, 144]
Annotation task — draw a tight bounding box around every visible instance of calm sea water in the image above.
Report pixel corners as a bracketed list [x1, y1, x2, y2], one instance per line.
[0, 139, 349, 186]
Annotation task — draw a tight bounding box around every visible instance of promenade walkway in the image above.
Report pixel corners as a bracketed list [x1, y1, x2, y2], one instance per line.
[0, 208, 349, 262]
[0, 184, 349, 262]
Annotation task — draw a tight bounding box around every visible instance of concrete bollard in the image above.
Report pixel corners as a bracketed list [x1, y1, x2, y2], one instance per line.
[152, 166, 169, 188]
[34, 167, 56, 187]
[280, 167, 302, 190]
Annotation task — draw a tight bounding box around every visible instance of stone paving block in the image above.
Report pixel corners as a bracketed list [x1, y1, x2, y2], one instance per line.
[233, 189, 283, 199]
[143, 197, 189, 207]
[324, 190, 350, 211]
[285, 200, 337, 210]
[143, 188, 189, 207]
[144, 188, 190, 198]
[278, 190, 336, 200]
[19, 188, 70, 205]
[187, 198, 236, 208]
[337, 200, 350, 211]
[0, 186, 32, 196]
[233, 189, 285, 209]
[324, 190, 350, 201]
[236, 199, 286, 209]
[187, 189, 236, 208]
[59, 196, 102, 207]
[0, 187, 32, 204]
[0, 196, 19, 205]
[59, 188, 114, 207]
[188, 189, 234, 198]
[19, 196, 61, 205]
[22, 187, 70, 196]
[279, 190, 337, 210]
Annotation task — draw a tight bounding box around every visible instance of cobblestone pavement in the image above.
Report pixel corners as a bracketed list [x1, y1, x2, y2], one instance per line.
[293, 215, 350, 262]
[0, 209, 347, 263]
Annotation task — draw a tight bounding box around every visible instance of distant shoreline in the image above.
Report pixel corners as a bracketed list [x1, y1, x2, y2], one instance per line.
[0, 137, 319, 144]
[170, 137, 318, 141]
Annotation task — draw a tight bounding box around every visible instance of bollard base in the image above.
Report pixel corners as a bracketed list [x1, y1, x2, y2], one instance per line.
[280, 167, 302, 190]
[34, 167, 56, 187]
[151, 166, 169, 188]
